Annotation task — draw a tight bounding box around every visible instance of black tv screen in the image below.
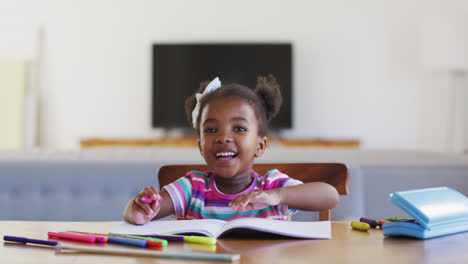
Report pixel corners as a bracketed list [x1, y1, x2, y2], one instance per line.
[152, 43, 292, 131]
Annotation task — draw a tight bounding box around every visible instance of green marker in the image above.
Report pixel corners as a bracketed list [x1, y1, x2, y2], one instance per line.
[385, 217, 414, 222]
[108, 233, 168, 247]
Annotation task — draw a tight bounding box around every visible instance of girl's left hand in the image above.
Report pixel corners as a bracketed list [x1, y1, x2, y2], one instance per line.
[229, 190, 281, 212]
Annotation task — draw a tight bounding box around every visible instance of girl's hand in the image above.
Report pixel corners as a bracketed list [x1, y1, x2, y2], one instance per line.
[126, 186, 163, 225]
[229, 190, 281, 212]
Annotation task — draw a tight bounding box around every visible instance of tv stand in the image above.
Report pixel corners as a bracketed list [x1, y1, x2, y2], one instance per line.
[80, 137, 360, 148]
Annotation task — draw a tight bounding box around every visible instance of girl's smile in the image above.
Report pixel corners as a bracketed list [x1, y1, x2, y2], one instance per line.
[198, 96, 266, 193]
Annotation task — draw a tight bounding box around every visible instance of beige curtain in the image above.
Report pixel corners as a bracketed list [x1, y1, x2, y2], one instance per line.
[0, 60, 28, 149]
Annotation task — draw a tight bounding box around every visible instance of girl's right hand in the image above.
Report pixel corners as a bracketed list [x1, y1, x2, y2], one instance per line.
[128, 186, 163, 225]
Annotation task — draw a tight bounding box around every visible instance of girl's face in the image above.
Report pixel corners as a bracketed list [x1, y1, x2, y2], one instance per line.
[198, 96, 266, 181]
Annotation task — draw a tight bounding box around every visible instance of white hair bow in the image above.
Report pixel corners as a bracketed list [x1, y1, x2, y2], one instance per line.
[192, 77, 222, 128]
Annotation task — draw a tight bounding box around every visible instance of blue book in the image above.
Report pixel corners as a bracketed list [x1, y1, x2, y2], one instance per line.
[383, 187, 468, 239]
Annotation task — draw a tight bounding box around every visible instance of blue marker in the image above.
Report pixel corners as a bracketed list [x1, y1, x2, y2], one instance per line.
[4, 236, 59, 246]
[106, 236, 147, 247]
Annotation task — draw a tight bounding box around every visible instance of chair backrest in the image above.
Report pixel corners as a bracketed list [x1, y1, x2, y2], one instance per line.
[158, 163, 349, 221]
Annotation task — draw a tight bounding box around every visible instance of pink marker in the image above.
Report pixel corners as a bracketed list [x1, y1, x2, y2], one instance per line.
[141, 195, 163, 204]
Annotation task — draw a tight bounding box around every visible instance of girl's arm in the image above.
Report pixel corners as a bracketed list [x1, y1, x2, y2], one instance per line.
[229, 182, 339, 212]
[123, 186, 175, 225]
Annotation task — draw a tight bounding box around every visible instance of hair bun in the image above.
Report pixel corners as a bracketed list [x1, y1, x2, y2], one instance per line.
[255, 74, 282, 122]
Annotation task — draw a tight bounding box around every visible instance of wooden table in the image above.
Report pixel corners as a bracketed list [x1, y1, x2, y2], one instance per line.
[1, 221, 467, 263]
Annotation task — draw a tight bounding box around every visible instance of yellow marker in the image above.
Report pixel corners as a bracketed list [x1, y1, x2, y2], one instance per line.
[183, 236, 217, 245]
[157, 234, 217, 245]
[351, 220, 370, 232]
[184, 242, 217, 252]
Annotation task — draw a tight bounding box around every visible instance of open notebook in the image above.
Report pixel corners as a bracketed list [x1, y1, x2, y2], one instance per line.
[111, 218, 331, 239]
[383, 187, 468, 239]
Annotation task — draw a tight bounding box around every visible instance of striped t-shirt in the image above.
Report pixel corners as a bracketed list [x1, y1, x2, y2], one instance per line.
[163, 169, 303, 221]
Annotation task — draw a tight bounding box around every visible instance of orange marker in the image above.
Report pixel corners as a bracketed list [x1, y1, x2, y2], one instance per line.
[378, 219, 391, 228]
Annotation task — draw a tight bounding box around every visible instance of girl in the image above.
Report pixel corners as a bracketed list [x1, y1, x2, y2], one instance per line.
[124, 75, 339, 225]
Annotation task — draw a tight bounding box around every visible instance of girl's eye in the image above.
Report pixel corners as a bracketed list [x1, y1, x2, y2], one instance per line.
[234, 126, 247, 132]
[204, 128, 216, 133]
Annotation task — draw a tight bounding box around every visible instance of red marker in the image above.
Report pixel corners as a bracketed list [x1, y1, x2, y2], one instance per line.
[48, 232, 96, 243]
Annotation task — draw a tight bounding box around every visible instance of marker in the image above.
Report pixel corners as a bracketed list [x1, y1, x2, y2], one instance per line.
[108, 233, 167, 247]
[141, 195, 163, 204]
[139, 234, 184, 242]
[65, 232, 147, 247]
[385, 217, 414, 222]
[172, 235, 216, 245]
[48, 232, 96, 243]
[144, 234, 216, 245]
[4, 235, 59, 246]
[184, 242, 217, 253]
[359, 217, 378, 228]
[3, 236, 239, 262]
[104, 235, 147, 248]
[64, 231, 107, 243]
[378, 219, 391, 228]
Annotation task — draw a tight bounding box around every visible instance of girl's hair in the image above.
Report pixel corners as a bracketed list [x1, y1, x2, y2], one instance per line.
[184, 74, 282, 136]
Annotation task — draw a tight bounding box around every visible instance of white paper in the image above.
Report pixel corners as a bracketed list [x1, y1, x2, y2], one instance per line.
[111, 219, 227, 237]
[220, 218, 331, 239]
[110, 219, 331, 239]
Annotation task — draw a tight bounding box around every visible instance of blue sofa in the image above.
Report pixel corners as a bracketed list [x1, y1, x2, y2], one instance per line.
[1, 147, 467, 221]
[1, 161, 160, 221]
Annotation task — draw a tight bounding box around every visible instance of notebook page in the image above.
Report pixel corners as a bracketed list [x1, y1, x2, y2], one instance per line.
[110, 219, 227, 237]
[219, 218, 331, 239]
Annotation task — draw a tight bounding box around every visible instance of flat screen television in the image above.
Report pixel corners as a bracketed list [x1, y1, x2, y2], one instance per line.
[152, 43, 292, 132]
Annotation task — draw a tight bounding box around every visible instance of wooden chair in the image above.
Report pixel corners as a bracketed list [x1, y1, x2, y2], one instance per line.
[158, 163, 349, 221]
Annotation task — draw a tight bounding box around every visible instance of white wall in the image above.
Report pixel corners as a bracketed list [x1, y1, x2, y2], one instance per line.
[1, 0, 467, 151]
